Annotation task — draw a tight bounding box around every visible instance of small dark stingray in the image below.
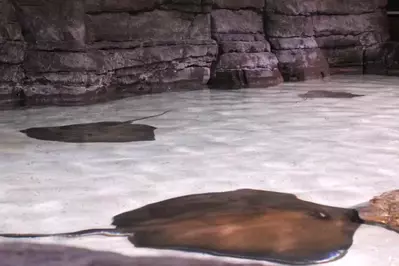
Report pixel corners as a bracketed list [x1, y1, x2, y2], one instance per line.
[299, 90, 364, 99]
[19, 110, 170, 143]
[0, 189, 364, 265]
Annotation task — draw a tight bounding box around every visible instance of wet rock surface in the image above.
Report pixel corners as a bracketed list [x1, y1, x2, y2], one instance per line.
[0, 0, 394, 108]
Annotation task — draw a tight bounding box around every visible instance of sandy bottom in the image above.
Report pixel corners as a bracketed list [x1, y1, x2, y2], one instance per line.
[0, 75, 398, 265]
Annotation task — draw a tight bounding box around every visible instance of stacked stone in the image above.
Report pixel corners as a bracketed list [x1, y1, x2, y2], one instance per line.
[264, 0, 330, 81]
[0, 0, 393, 108]
[0, 0, 25, 107]
[209, 0, 282, 89]
[313, 0, 389, 74]
[265, 0, 388, 78]
[0, 0, 218, 106]
[86, 0, 217, 95]
[4, 0, 110, 106]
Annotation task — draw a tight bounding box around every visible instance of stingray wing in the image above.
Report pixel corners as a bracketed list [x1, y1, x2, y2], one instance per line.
[112, 189, 299, 228]
[113, 189, 362, 264]
[129, 208, 359, 265]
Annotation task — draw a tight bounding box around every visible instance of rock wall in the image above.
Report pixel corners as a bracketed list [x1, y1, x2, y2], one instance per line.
[209, 1, 282, 89]
[0, 0, 393, 108]
[265, 0, 389, 78]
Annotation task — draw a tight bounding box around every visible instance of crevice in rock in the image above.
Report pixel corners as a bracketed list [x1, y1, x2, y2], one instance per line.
[267, 8, 387, 17]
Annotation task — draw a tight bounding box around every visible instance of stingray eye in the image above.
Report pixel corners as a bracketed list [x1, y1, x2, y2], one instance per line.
[309, 210, 331, 220]
[318, 212, 329, 219]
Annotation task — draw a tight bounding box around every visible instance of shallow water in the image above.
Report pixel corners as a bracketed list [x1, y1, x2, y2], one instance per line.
[0, 75, 398, 265]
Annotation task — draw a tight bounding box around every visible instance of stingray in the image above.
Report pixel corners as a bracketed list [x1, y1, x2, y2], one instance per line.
[19, 110, 170, 143]
[298, 90, 364, 99]
[0, 188, 371, 265]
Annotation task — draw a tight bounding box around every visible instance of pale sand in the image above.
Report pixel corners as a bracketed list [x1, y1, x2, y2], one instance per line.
[0, 74, 398, 265]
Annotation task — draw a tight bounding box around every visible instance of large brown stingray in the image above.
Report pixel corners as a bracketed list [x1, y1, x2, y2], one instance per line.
[298, 90, 364, 99]
[19, 111, 170, 143]
[0, 189, 363, 265]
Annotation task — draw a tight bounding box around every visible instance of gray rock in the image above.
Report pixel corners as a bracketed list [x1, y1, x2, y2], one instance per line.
[213, 0, 264, 9]
[0, 41, 25, 64]
[274, 48, 330, 81]
[85, 0, 159, 13]
[24, 51, 103, 73]
[0, 64, 24, 83]
[313, 11, 388, 37]
[217, 52, 279, 70]
[364, 42, 399, 75]
[210, 52, 282, 89]
[265, 14, 315, 38]
[211, 10, 263, 34]
[87, 10, 211, 43]
[12, 0, 86, 51]
[269, 37, 319, 50]
[316, 32, 388, 49]
[220, 41, 271, 53]
[0, 0, 393, 108]
[102, 42, 217, 71]
[321, 46, 364, 67]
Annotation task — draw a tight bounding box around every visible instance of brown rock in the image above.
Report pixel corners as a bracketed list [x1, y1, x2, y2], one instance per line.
[356, 190, 399, 232]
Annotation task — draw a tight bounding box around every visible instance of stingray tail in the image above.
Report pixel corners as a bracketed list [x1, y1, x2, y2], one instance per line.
[0, 228, 133, 239]
[127, 110, 171, 123]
